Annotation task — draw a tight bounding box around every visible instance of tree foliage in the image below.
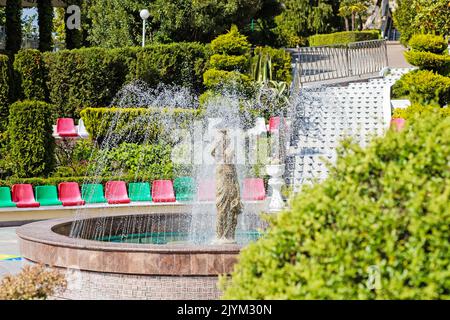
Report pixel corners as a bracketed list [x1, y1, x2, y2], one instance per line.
[222, 113, 450, 299]
[393, 0, 450, 44]
[86, 0, 271, 47]
[274, 0, 341, 47]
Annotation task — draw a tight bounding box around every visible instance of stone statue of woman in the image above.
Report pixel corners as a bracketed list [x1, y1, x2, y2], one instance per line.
[211, 129, 243, 244]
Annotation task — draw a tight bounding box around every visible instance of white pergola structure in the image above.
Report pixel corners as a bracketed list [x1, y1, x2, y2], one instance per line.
[0, 0, 66, 7]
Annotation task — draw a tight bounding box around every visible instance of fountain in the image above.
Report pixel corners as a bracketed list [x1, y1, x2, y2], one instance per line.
[16, 86, 274, 300]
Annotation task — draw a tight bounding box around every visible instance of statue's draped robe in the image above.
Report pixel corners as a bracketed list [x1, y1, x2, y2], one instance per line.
[211, 130, 243, 241]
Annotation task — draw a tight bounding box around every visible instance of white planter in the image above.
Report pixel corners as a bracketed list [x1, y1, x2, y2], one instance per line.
[266, 164, 285, 213]
[266, 164, 285, 177]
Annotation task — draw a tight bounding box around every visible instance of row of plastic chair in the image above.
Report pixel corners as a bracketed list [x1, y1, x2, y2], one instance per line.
[53, 118, 89, 139]
[56, 116, 285, 139]
[0, 178, 266, 208]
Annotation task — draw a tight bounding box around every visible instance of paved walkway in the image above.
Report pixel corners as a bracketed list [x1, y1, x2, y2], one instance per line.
[387, 41, 412, 68]
[0, 227, 25, 278]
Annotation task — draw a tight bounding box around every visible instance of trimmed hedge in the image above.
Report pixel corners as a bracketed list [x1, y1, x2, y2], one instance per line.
[392, 70, 450, 106]
[308, 30, 380, 47]
[408, 34, 448, 54]
[80, 107, 201, 145]
[0, 55, 10, 131]
[404, 51, 450, 74]
[13, 49, 48, 101]
[7, 101, 55, 178]
[9, 44, 210, 119]
[222, 113, 450, 299]
[393, 103, 450, 119]
[44, 47, 134, 118]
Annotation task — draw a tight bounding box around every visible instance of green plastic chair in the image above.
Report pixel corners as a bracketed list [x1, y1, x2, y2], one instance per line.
[174, 177, 196, 201]
[128, 182, 152, 202]
[82, 184, 107, 204]
[0, 187, 16, 208]
[35, 185, 62, 206]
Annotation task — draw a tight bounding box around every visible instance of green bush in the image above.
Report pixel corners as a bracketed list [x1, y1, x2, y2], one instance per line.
[210, 25, 251, 56]
[203, 69, 253, 92]
[392, 70, 450, 106]
[13, 50, 48, 101]
[0, 55, 10, 132]
[408, 34, 448, 54]
[308, 31, 380, 47]
[204, 26, 252, 95]
[404, 51, 450, 74]
[393, 103, 450, 119]
[7, 101, 55, 178]
[91, 142, 176, 179]
[80, 107, 201, 145]
[222, 113, 450, 299]
[252, 46, 292, 83]
[209, 54, 249, 72]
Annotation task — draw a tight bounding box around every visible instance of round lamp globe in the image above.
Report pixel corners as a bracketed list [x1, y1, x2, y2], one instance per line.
[140, 9, 150, 20]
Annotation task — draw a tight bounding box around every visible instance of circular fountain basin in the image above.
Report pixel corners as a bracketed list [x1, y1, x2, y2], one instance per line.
[17, 211, 263, 300]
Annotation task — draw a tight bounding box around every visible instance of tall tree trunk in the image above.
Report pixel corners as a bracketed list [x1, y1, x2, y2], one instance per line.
[351, 12, 355, 31]
[344, 17, 349, 31]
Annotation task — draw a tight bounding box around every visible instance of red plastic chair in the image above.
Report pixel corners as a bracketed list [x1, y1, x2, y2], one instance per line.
[152, 180, 176, 203]
[242, 178, 266, 201]
[269, 117, 288, 133]
[268, 117, 280, 133]
[390, 118, 406, 131]
[198, 179, 215, 201]
[105, 181, 131, 204]
[11, 184, 40, 208]
[58, 182, 85, 206]
[56, 118, 78, 137]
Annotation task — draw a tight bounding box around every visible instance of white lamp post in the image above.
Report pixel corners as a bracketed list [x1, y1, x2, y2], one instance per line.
[140, 9, 150, 47]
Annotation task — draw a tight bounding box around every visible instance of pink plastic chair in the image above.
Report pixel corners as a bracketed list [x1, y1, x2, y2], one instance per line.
[390, 118, 406, 131]
[152, 180, 176, 203]
[58, 182, 85, 206]
[105, 181, 131, 204]
[198, 179, 215, 201]
[56, 118, 78, 137]
[242, 178, 266, 201]
[11, 184, 40, 208]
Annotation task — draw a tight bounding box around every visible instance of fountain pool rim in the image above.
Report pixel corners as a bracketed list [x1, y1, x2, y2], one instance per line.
[17, 215, 245, 276]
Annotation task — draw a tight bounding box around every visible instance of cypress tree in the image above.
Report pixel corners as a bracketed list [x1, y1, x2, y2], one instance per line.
[5, 0, 22, 55]
[38, 0, 54, 52]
